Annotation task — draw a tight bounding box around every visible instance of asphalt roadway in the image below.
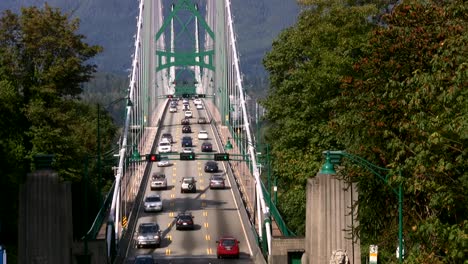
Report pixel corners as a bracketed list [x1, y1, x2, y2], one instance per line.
[123, 99, 254, 264]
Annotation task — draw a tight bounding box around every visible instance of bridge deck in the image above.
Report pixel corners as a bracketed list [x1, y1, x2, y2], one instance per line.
[206, 100, 282, 237]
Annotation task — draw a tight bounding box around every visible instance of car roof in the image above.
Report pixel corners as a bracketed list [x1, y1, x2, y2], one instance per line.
[199, 130, 207, 133]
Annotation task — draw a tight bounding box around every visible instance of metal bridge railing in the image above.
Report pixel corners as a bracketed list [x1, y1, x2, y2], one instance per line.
[84, 181, 115, 239]
[260, 181, 296, 237]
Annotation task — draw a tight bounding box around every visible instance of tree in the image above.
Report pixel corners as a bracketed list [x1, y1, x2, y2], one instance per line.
[261, 0, 377, 234]
[0, 3, 104, 174]
[0, 5, 116, 262]
[332, 0, 468, 262]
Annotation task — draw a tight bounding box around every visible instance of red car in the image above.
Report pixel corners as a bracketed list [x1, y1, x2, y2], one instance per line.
[216, 236, 240, 259]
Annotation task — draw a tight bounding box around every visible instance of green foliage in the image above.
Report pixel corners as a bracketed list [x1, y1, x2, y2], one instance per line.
[330, 0, 468, 261]
[262, 0, 377, 235]
[264, 0, 467, 261]
[0, 5, 118, 261]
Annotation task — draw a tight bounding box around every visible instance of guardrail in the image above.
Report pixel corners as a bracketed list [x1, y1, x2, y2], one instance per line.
[260, 181, 295, 237]
[84, 181, 115, 239]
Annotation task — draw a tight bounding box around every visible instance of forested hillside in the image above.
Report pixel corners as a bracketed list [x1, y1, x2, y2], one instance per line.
[0, 0, 299, 77]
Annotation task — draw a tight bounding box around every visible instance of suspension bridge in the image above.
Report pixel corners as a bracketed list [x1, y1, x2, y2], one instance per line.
[85, 0, 295, 263]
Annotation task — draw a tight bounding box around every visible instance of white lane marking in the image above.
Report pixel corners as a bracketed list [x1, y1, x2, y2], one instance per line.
[210, 126, 253, 256]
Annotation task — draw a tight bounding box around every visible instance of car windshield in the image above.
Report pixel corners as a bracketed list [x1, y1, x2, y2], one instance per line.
[139, 224, 158, 233]
[178, 215, 192, 221]
[221, 239, 236, 246]
[159, 142, 170, 146]
[212, 176, 223, 181]
[183, 178, 193, 183]
[145, 196, 160, 202]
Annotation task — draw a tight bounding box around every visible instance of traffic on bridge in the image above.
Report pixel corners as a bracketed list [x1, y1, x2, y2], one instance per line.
[122, 98, 255, 263]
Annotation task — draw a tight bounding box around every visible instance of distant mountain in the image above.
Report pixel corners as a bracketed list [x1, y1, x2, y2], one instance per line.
[0, 0, 299, 76]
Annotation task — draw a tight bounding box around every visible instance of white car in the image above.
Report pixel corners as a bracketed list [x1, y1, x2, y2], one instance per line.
[158, 139, 172, 153]
[198, 130, 208, 140]
[194, 98, 202, 105]
[196, 104, 203, 110]
[182, 147, 193, 153]
[185, 111, 193, 118]
[180, 177, 197, 193]
[157, 156, 170, 167]
[169, 107, 177, 113]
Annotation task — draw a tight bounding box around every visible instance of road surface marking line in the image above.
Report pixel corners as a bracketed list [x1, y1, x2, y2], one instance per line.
[201, 202, 206, 207]
[171, 193, 175, 198]
[222, 157, 254, 256]
[201, 194, 206, 198]
[169, 212, 174, 217]
[165, 248, 171, 255]
[203, 211, 208, 216]
[205, 234, 210, 240]
[167, 235, 172, 241]
[204, 222, 209, 228]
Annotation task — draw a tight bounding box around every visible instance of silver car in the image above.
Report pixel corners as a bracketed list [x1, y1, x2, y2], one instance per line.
[144, 195, 163, 212]
[209, 175, 226, 189]
[150, 173, 167, 190]
[136, 223, 161, 248]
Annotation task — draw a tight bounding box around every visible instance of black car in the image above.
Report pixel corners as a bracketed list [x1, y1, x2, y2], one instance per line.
[181, 118, 190, 125]
[181, 136, 193, 147]
[182, 125, 192, 133]
[204, 161, 219, 173]
[175, 212, 195, 230]
[201, 142, 213, 152]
